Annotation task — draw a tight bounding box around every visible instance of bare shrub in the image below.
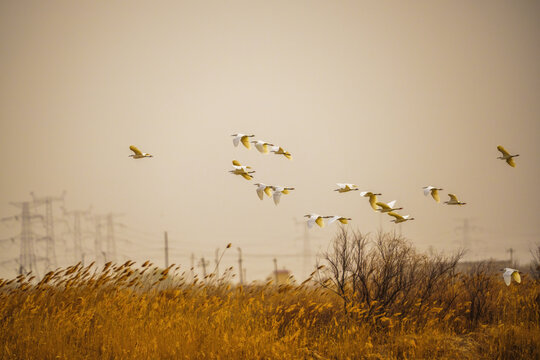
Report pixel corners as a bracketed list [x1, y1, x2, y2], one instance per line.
[316, 227, 464, 327]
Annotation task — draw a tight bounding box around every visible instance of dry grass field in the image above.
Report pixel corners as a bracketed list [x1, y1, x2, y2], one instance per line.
[1, 231, 539, 360]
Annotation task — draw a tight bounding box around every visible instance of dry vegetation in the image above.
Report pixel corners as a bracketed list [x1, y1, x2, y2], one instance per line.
[1, 230, 539, 359]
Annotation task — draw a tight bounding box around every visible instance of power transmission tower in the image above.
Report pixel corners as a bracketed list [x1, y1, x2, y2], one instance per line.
[455, 218, 478, 260]
[8, 202, 43, 276]
[105, 214, 117, 263]
[62, 207, 91, 264]
[91, 213, 122, 265]
[30, 191, 65, 271]
[507, 248, 514, 265]
[91, 215, 104, 266]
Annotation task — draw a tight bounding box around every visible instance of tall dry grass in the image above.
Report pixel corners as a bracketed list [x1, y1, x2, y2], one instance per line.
[1, 232, 539, 359]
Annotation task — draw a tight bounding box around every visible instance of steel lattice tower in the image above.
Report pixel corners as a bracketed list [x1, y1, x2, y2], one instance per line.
[105, 214, 117, 263]
[31, 191, 65, 271]
[93, 216, 104, 266]
[10, 202, 41, 276]
[63, 207, 91, 264]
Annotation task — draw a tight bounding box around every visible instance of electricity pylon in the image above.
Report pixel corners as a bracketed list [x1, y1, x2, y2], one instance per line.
[62, 206, 91, 264]
[90, 213, 122, 265]
[30, 191, 65, 271]
[455, 218, 478, 260]
[90, 215, 104, 266]
[104, 213, 123, 263]
[7, 201, 43, 276]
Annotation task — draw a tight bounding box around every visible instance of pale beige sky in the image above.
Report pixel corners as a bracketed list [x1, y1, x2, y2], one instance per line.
[1, 1, 539, 280]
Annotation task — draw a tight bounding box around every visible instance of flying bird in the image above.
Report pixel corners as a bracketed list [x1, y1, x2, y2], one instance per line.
[387, 212, 415, 223]
[129, 145, 153, 159]
[423, 186, 443, 203]
[231, 134, 255, 149]
[254, 183, 273, 200]
[497, 145, 519, 167]
[270, 186, 295, 205]
[444, 194, 466, 206]
[270, 146, 293, 160]
[360, 191, 382, 211]
[229, 160, 255, 180]
[376, 200, 403, 213]
[304, 214, 325, 228]
[251, 140, 275, 154]
[323, 215, 352, 225]
[334, 183, 359, 193]
[501, 268, 521, 286]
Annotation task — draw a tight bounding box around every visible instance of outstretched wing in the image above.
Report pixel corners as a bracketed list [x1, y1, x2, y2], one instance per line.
[273, 191, 282, 205]
[241, 136, 251, 149]
[497, 145, 510, 157]
[256, 186, 264, 200]
[264, 186, 273, 197]
[232, 135, 240, 147]
[448, 194, 458, 202]
[431, 189, 440, 203]
[338, 218, 349, 224]
[130, 145, 143, 156]
[376, 202, 390, 210]
[241, 173, 253, 180]
[315, 217, 325, 228]
[503, 271, 512, 286]
[283, 152, 292, 160]
[512, 271, 521, 283]
[232, 160, 242, 166]
[327, 216, 338, 224]
[506, 158, 516, 167]
[254, 142, 265, 153]
[387, 212, 404, 221]
[423, 187, 431, 196]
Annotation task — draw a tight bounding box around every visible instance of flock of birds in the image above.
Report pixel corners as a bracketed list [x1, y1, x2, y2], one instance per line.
[128, 141, 522, 286]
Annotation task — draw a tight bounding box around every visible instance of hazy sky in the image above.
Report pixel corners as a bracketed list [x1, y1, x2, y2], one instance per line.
[1, 1, 539, 280]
